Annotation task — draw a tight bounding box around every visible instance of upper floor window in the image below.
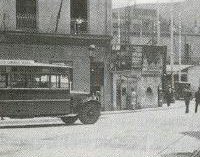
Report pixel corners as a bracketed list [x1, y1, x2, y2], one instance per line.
[16, 0, 37, 31]
[112, 12, 118, 19]
[113, 22, 119, 28]
[70, 0, 88, 34]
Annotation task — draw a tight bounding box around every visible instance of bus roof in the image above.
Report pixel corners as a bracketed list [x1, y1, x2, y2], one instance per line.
[0, 60, 72, 69]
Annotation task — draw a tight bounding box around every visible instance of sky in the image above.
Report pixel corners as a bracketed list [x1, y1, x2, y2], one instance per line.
[112, 0, 185, 8]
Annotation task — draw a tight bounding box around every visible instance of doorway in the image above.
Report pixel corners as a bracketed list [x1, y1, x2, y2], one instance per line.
[116, 75, 137, 110]
[90, 61, 104, 106]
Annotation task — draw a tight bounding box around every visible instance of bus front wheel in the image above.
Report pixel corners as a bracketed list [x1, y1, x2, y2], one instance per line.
[61, 116, 78, 125]
[78, 101, 101, 124]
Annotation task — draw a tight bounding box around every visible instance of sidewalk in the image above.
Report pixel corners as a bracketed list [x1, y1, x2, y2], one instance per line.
[102, 100, 185, 115]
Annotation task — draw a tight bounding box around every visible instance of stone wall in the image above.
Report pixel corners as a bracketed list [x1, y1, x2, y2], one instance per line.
[0, 0, 112, 35]
[38, 0, 71, 33]
[137, 76, 161, 108]
[0, 0, 16, 31]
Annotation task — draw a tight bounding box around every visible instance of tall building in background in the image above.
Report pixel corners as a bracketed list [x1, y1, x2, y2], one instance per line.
[111, 5, 167, 111]
[112, 0, 200, 65]
[112, 7, 157, 45]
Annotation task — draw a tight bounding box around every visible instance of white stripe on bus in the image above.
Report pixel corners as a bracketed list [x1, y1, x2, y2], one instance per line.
[0, 99, 70, 103]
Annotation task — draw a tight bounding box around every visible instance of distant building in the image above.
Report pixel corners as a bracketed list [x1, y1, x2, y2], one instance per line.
[166, 64, 200, 92]
[112, 7, 157, 45]
[112, 1, 200, 64]
[111, 44, 167, 110]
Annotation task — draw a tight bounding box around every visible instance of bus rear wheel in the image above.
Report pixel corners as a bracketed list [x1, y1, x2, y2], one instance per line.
[61, 116, 78, 125]
[78, 101, 101, 124]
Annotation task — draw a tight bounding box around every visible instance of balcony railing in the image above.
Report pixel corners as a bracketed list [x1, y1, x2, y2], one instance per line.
[70, 18, 88, 34]
[16, 13, 37, 31]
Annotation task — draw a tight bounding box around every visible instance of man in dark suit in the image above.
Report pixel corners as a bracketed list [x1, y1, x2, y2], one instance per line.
[195, 87, 200, 113]
[184, 89, 192, 113]
[165, 86, 172, 107]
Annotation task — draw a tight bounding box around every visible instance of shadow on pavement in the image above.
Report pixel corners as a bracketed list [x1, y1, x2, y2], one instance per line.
[0, 123, 83, 129]
[161, 152, 193, 157]
[182, 131, 200, 140]
[161, 131, 200, 157]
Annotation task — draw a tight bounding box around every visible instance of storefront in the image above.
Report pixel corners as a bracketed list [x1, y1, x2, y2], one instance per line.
[112, 45, 167, 110]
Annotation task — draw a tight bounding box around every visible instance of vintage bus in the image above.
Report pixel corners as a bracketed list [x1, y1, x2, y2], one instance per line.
[0, 60, 101, 124]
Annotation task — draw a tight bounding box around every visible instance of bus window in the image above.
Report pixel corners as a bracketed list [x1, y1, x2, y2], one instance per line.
[10, 74, 50, 88]
[0, 74, 6, 88]
[34, 75, 50, 88]
[51, 75, 59, 88]
[11, 73, 26, 88]
[10, 73, 69, 89]
[60, 75, 69, 88]
[51, 75, 69, 89]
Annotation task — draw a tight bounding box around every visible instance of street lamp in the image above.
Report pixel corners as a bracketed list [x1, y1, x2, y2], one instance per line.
[178, 12, 182, 82]
[170, 0, 174, 90]
[89, 44, 96, 62]
[88, 44, 96, 96]
[156, 1, 161, 45]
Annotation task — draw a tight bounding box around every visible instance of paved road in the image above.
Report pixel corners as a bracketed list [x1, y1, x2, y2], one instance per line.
[0, 101, 200, 157]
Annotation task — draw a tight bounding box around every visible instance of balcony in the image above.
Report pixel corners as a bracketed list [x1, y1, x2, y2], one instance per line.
[16, 13, 37, 32]
[70, 18, 88, 34]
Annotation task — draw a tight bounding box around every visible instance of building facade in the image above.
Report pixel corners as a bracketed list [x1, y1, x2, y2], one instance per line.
[112, 3, 200, 65]
[0, 0, 113, 110]
[166, 64, 200, 92]
[111, 45, 166, 110]
[111, 7, 169, 110]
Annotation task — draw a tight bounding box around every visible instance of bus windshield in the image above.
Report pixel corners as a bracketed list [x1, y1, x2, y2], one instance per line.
[0, 62, 71, 89]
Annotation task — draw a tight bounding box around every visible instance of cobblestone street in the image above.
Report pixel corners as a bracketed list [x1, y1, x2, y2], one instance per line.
[0, 101, 200, 157]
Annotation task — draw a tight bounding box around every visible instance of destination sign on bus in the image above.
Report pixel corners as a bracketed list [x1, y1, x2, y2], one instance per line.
[0, 60, 35, 65]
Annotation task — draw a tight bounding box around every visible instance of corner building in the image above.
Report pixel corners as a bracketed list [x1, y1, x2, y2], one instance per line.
[0, 0, 112, 110]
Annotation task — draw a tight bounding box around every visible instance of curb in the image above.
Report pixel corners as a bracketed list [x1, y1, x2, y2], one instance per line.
[101, 104, 184, 115]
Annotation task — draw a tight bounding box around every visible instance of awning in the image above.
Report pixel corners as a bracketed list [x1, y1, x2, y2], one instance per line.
[166, 65, 193, 74]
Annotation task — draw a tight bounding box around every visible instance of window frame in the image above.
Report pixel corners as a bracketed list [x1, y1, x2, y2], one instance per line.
[0, 66, 70, 89]
[16, 0, 38, 31]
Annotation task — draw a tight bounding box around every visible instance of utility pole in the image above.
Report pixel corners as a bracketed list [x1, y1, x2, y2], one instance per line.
[156, 1, 161, 45]
[170, 0, 175, 92]
[117, 10, 121, 50]
[124, 6, 131, 45]
[55, 0, 64, 33]
[178, 12, 182, 82]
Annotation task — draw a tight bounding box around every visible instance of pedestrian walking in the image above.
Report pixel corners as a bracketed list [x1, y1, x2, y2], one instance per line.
[183, 89, 192, 113]
[195, 87, 200, 113]
[131, 88, 136, 106]
[165, 87, 172, 107]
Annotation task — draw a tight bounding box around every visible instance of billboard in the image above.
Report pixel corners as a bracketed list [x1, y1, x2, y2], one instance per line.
[112, 45, 166, 73]
[142, 45, 167, 75]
